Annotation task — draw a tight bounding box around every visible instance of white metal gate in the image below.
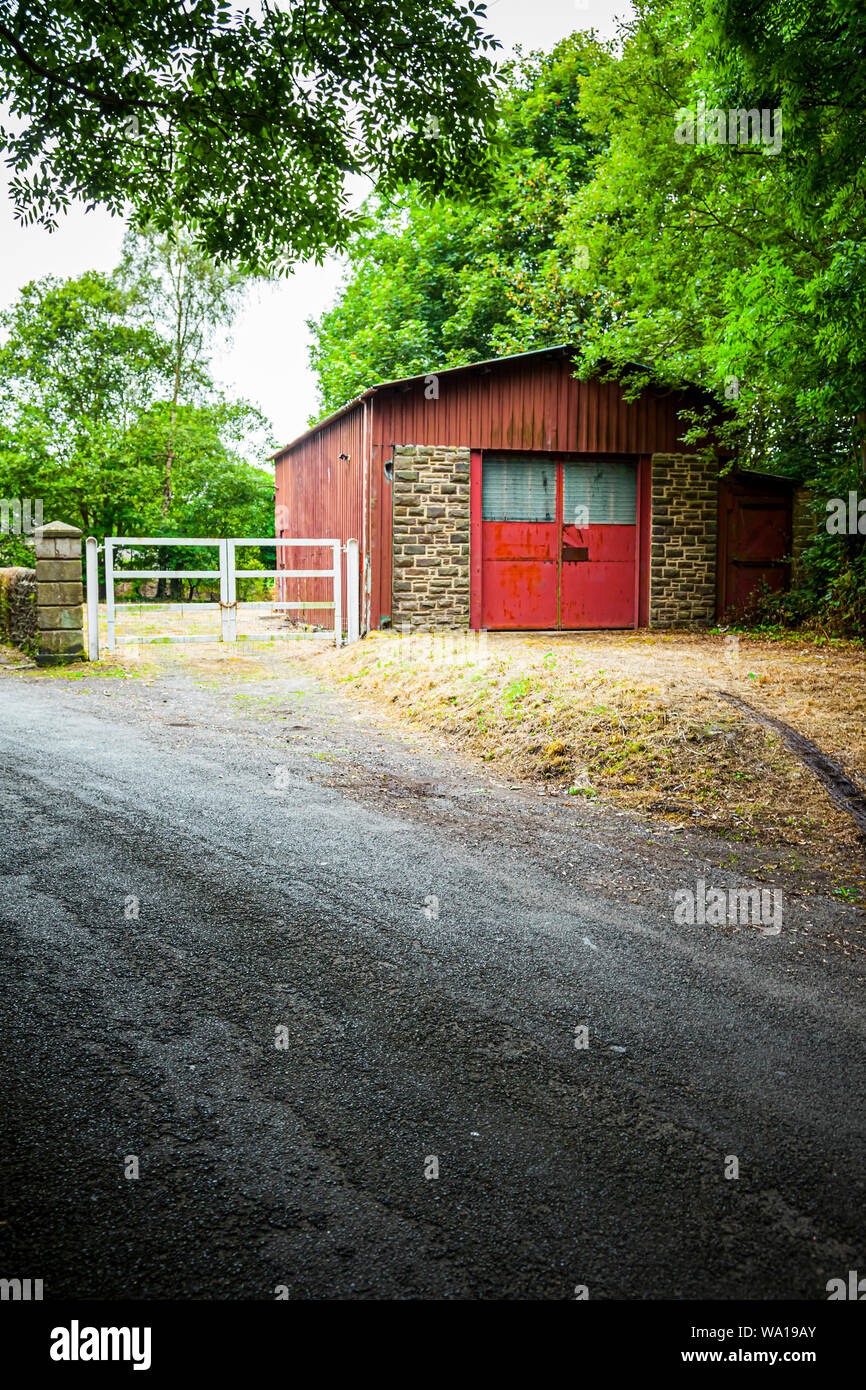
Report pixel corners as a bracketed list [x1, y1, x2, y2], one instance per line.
[224, 538, 342, 645]
[88, 536, 359, 658]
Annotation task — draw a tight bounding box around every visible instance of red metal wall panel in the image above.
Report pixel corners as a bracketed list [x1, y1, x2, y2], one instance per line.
[274, 404, 367, 632]
[370, 408, 391, 629]
[638, 455, 652, 628]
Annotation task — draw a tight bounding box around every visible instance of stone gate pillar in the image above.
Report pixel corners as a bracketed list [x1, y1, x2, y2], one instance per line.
[34, 520, 85, 666]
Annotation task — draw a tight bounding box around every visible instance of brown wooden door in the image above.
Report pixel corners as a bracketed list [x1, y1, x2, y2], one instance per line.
[717, 474, 794, 619]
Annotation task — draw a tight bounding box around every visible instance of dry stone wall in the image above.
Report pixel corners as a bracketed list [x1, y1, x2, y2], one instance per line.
[0, 566, 37, 654]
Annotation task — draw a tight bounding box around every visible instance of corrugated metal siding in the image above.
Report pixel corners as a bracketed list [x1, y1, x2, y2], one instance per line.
[370, 354, 695, 454]
[274, 405, 366, 631]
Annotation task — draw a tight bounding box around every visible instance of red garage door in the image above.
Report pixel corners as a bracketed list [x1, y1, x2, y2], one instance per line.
[481, 454, 638, 629]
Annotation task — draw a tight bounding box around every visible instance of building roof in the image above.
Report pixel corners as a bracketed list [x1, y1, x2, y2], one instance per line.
[271, 343, 718, 461]
[272, 344, 582, 460]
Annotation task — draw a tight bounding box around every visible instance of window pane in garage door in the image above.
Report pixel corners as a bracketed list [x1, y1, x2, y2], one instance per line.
[483, 455, 555, 522]
[563, 460, 636, 526]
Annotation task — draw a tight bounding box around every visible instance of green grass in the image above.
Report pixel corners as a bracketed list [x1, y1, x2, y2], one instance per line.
[39, 663, 140, 679]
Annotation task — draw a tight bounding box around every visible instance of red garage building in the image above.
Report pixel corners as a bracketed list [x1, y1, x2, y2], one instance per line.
[273, 345, 800, 634]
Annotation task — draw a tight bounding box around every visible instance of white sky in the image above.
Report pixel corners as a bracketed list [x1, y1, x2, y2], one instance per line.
[0, 0, 634, 455]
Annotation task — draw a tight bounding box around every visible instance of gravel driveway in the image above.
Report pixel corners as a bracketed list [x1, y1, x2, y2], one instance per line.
[1, 654, 863, 1298]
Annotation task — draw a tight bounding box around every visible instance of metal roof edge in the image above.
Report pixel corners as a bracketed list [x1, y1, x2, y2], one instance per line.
[730, 465, 801, 485]
[271, 345, 575, 459]
[271, 387, 378, 461]
[375, 342, 574, 386]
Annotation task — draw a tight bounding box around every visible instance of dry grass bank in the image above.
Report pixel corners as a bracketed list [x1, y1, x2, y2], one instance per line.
[318, 629, 866, 895]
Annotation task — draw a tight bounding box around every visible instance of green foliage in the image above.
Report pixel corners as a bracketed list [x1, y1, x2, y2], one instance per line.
[309, 5, 866, 630]
[0, 234, 276, 577]
[117, 226, 248, 405]
[0, 271, 168, 430]
[0, 529, 36, 568]
[706, 0, 866, 213]
[117, 224, 254, 514]
[736, 535, 866, 640]
[578, 0, 866, 631]
[566, 1, 866, 487]
[307, 33, 610, 417]
[0, 0, 501, 270]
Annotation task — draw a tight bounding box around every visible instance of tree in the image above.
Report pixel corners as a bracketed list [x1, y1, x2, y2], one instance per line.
[559, 2, 865, 438]
[0, 271, 169, 533]
[307, 6, 866, 631]
[0, 264, 275, 561]
[703, 0, 866, 481]
[118, 399, 276, 598]
[707, 0, 866, 213]
[0, 0, 501, 270]
[307, 33, 610, 417]
[563, 0, 865, 630]
[118, 225, 248, 512]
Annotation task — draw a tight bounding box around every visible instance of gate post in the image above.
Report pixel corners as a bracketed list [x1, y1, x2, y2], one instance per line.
[218, 539, 228, 642]
[34, 520, 85, 666]
[85, 536, 100, 660]
[105, 538, 116, 651]
[226, 539, 237, 641]
[332, 541, 342, 648]
[346, 538, 360, 644]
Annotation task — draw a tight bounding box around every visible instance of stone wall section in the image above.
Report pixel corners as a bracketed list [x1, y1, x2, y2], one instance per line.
[391, 445, 470, 630]
[649, 453, 719, 627]
[0, 567, 37, 654]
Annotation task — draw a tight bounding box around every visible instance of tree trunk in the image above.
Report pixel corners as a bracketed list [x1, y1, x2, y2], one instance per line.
[162, 402, 178, 516]
[156, 548, 169, 599]
[162, 275, 184, 516]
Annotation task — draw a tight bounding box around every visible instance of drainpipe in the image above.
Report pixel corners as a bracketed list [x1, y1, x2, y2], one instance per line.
[362, 395, 374, 635]
[361, 397, 368, 635]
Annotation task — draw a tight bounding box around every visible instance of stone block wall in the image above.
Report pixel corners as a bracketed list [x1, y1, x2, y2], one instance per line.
[391, 445, 470, 630]
[0, 567, 37, 655]
[649, 453, 719, 627]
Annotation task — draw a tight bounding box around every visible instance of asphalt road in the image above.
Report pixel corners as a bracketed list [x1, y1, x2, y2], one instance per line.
[1, 661, 863, 1299]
